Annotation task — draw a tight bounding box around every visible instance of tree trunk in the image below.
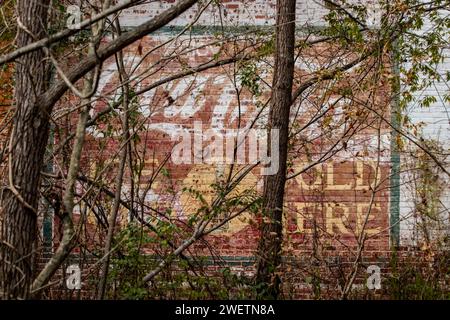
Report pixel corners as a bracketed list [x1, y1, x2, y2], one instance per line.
[0, 0, 199, 300]
[0, 0, 50, 299]
[255, 0, 296, 299]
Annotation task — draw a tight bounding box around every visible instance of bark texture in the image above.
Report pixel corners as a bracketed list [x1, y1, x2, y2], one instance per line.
[255, 0, 296, 299]
[0, 0, 50, 299]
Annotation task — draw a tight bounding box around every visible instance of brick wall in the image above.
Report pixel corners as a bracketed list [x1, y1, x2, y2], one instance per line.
[41, 1, 395, 298]
[2, 1, 448, 298]
[66, 33, 392, 254]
